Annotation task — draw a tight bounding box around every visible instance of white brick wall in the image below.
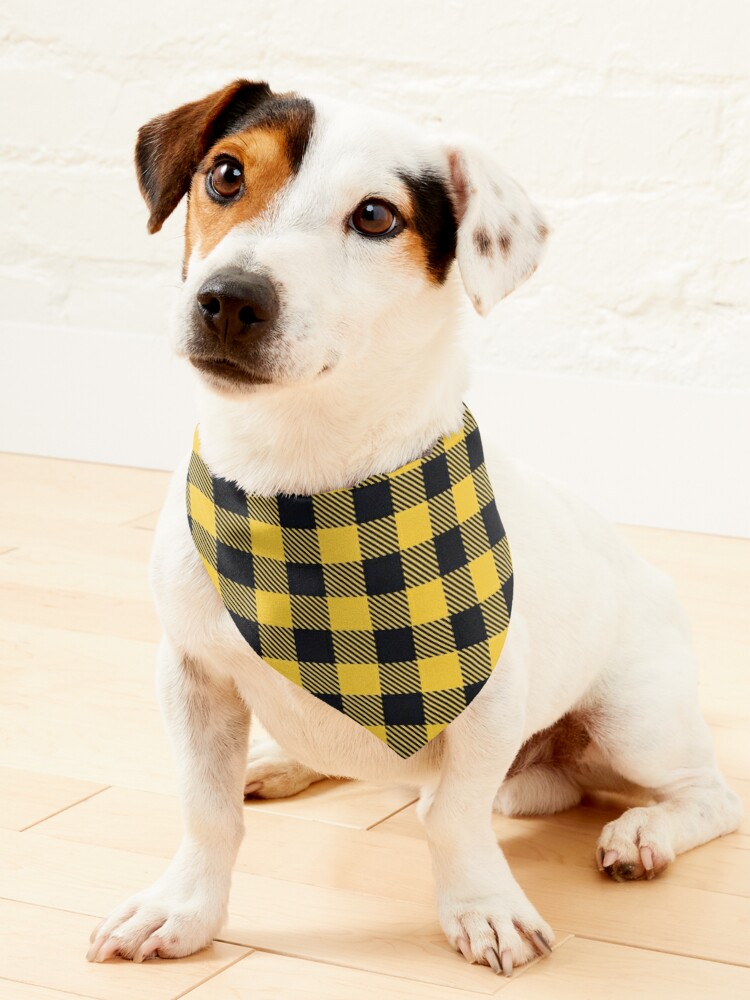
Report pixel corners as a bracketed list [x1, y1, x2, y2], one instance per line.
[1, 0, 749, 532]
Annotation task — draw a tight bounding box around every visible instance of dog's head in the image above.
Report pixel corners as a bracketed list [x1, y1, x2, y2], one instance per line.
[136, 80, 548, 394]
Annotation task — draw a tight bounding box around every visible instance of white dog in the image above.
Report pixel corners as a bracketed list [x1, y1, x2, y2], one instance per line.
[87, 80, 741, 975]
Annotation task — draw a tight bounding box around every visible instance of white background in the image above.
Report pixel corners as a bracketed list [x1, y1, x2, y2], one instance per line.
[1, 0, 748, 534]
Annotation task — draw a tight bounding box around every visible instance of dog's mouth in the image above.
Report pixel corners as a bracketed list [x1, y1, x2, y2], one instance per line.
[188, 356, 273, 386]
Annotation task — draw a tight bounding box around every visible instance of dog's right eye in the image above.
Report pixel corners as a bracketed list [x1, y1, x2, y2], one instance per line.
[207, 158, 244, 202]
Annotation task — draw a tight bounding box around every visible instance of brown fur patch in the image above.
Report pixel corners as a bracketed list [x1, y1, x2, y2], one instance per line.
[498, 230, 513, 257]
[473, 227, 493, 256]
[537, 221, 549, 241]
[506, 712, 591, 780]
[186, 128, 294, 260]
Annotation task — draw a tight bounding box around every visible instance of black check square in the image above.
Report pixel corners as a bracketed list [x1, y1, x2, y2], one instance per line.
[229, 612, 260, 654]
[316, 691, 344, 712]
[465, 426, 484, 471]
[294, 627, 335, 664]
[364, 552, 405, 596]
[353, 479, 394, 523]
[374, 627, 415, 663]
[277, 494, 316, 528]
[287, 561, 326, 596]
[482, 501, 503, 546]
[451, 605, 487, 649]
[212, 476, 249, 517]
[434, 525, 467, 575]
[422, 453, 451, 499]
[217, 539, 254, 587]
[382, 691, 425, 726]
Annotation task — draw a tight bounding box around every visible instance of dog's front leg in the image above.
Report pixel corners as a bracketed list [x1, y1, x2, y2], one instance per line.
[422, 690, 554, 975]
[87, 638, 249, 962]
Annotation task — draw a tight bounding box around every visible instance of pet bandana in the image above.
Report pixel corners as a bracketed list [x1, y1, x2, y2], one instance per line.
[187, 407, 513, 758]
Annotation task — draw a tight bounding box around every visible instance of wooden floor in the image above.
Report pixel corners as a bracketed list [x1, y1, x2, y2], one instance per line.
[0, 451, 748, 1000]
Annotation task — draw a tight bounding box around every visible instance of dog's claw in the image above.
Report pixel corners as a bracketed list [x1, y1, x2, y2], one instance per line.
[501, 948, 514, 977]
[85, 934, 105, 962]
[640, 845, 655, 878]
[89, 919, 104, 944]
[134, 933, 162, 963]
[601, 849, 619, 868]
[530, 930, 552, 956]
[484, 947, 502, 974]
[90, 937, 121, 963]
[244, 781, 263, 796]
[596, 846, 605, 871]
[457, 936, 474, 963]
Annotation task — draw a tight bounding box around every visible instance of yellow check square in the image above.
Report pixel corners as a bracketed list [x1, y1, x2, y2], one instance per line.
[318, 525, 361, 564]
[452, 476, 479, 523]
[470, 550, 500, 601]
[426, 722, 448, 741]
[255, 590, 292, 627]
[407, 578, 448, 625]
[395, 501, 432, 549]
[328, 595, 372, 631]
[488, 628, 508, 664]
[249, 520, 285, 560]
[418, 651, 463, 692]
[189, 483, 216, 537]
[365, 723, 388, 744]
[265, 658, 302, 687]
[338, 662, 381, 695]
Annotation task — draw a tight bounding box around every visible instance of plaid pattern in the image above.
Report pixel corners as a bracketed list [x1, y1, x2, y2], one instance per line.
[187, 407, 513, 758]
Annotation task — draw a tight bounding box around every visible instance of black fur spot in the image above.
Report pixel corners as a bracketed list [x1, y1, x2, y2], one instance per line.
[225, 93, 315, 172]
[399, 169, 458, 283]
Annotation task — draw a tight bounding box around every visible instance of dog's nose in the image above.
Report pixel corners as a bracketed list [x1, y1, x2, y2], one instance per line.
[195, 269, 279, 347]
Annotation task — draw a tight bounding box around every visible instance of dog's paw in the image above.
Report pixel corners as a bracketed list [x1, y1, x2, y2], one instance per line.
[245, 737, 324, 799]
[596, 806, 676, 881]
[440, 893, 555, 975]
[86, 885, 223, 962]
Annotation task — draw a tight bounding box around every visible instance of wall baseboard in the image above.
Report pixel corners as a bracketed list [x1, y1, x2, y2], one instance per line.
[2, 322, 748, 537]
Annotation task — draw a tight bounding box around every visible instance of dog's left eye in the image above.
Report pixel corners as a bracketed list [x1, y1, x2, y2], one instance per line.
[349, 199, 401, 237]
[207, 158, 244, 201]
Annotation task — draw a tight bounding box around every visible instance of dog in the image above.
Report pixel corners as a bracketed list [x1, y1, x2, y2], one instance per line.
[87, 80, 742, 974]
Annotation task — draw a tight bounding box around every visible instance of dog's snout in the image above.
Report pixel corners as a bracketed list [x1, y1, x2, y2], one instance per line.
[196, 269, 279, 347]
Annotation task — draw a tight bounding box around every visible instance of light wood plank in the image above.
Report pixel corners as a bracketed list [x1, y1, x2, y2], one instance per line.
[0, 582, 159, 642]
[0, 622, 174, 793]
[242, 776, 416, 829]
[124, 510, 160, 531]
[0, 540, 155, 602]
[0, 766, 106, 831]
[0, 453, 168, 526]
[185, 951, 509, 999]
[0, 982, 99, 1000]
[500, 936, 750, 999]
[0, 899, 249, 1000]
[0, 512, 154, 561]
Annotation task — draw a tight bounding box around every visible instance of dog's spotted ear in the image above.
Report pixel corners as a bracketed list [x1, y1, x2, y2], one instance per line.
[135, 80, 272, 234]
[445, 136, 549, 316]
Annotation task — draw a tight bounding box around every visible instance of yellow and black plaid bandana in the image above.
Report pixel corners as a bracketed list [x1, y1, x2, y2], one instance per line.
[187, 407, 512, 758]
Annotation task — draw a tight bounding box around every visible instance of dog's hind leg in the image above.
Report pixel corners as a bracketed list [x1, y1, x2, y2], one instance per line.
[590, 647, 742, 881]
[87, 638, 250, 962]
[244, 734, 326, 799]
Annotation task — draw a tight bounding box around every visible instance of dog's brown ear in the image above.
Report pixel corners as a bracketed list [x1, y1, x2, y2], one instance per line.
[444, 134, 549, 316]
[135, 80, 272, 234]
